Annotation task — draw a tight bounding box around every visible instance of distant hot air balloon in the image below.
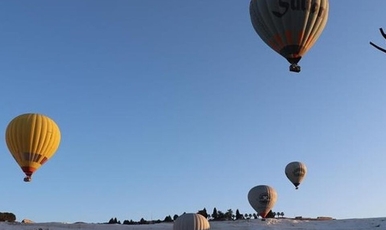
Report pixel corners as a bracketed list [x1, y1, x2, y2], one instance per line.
[5, 113, 61, 182]
[285, 161, 307, 189]
[248, 185, 277, 218]
[173, 213, 210, 230]
[249, 0, 329, 72]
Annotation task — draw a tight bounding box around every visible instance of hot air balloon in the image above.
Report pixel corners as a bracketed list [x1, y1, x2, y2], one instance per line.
[249, 0, 329, 72]
[248, 185, 277, 218]
[5, 113, 61, 182]
[285, 161, 307, 189]
[173, 213, 210, 230]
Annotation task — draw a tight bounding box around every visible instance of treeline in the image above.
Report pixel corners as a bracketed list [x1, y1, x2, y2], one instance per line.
[106, 208, 286, 225]
[196, 208, 285, 221]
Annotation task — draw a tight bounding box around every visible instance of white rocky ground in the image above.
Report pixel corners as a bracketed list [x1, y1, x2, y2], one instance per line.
[1, 217, 385, 230]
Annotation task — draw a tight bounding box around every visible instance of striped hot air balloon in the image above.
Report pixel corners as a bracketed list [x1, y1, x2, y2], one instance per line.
[249, 0, 329, 72]
[173, 213, 210, 230]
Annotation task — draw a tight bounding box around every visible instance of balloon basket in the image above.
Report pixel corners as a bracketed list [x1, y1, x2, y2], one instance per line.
[289, 64, 301, 73]
[24, 176, 32, 182]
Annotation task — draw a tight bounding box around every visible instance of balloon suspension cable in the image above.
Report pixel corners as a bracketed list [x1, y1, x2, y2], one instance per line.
[370, 28, 386, 54]
[289, 64, 301, 73]
[24, 176, 32, 182]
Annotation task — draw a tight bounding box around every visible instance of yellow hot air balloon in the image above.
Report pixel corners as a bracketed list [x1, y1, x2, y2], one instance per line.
[248, 185, 277, 218]
[285, 161, 307, 189]
[249, 0, 329, 72]
[5, 113, 61, 182]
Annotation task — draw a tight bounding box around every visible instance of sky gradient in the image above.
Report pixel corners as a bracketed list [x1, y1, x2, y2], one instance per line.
[0, 0, 386, 223]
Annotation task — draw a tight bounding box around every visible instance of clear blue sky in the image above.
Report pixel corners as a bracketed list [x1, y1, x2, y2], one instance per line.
[0, 0, 386, 223]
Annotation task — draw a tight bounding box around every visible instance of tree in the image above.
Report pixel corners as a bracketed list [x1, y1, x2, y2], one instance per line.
[173, 214, 179, 221]
[235, 209, 243, 220]
[265, 210, 275, 218]
[224, 209, 233, 220]
[212, 208, 218, 220]
[280, 212, 285, 218]
[253, 213, 258, 219]
[163, 215, 173, 222]
[370, 28, 386, 53]
[139, 218, 147, 224]
[197, 208, 208, 219]
[107, 217, 119, 224]
[123, 219, 135, 225]
[217, 210, 226, 221]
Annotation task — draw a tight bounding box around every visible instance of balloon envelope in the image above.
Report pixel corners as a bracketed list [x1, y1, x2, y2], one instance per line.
[249, 0, 329, 72]
[285, 161, 307, 189]
[248, 185, 277, 218]
[173, 213, 210, 230]
[5, 113, 61, 182]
